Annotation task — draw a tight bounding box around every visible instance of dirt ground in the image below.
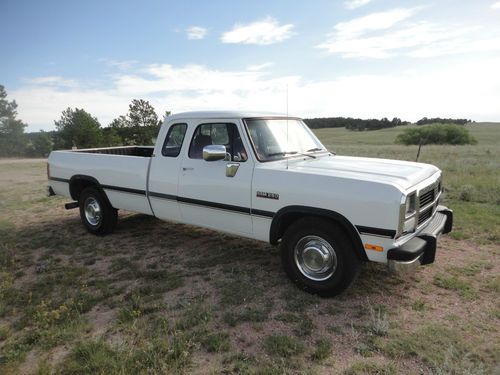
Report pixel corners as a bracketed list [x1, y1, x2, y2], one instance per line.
[0, 159, 498, 374]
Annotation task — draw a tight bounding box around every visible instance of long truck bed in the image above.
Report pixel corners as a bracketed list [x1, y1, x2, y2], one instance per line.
[48, 146, 154, 215]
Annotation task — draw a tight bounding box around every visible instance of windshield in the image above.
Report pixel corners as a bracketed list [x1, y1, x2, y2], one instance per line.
[245, 118, 326, 162]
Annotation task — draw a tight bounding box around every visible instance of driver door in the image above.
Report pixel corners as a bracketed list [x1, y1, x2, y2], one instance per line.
[178, 120, 254, 235]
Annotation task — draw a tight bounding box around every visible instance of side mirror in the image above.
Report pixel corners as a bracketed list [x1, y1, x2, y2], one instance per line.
[203, 145, 226, 161]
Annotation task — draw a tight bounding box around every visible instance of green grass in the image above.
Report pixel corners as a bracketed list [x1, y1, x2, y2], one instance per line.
[223, 306, 270, 326]
[263, 334, 305, 358]
[311, 339, 332, 362]
[411, 299, 426, 312]
[217, 275, 264, 306]
[294, 316, 314, 336]
[201, 332, 230, 353]
[433, 274, 477, 299]
[383, 324, 481, 368]
[343, 360, 398, 375]
[174, 302, 212, 331]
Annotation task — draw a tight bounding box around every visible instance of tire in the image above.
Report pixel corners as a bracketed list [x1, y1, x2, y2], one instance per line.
[281, 217, 361, 296]
[79, 187, 118, 235]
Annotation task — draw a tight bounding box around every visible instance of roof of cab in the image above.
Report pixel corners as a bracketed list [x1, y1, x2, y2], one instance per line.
[166, 110, 294, 121]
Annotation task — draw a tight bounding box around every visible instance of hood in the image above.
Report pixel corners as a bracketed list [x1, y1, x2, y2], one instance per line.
[275, 154, 440, 191]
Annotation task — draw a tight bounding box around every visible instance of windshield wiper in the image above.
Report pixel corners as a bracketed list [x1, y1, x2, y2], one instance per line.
[267, 151, 316, 159]
[307, 147, 336, 156]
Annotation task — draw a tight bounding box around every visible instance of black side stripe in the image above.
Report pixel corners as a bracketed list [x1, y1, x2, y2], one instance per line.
[49, 177, 146, 196]
[101, 184, 146, 196]
[356, 225, 396, 238]
[148, 191, 177, 201]
[178, 196, 251, 214]
[251, 209, 275, 218]
[50, 177, 395, 235]
[149, 193, 275, 218]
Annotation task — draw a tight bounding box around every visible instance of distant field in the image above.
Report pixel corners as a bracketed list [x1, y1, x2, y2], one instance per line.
[0, 123, 498, 374]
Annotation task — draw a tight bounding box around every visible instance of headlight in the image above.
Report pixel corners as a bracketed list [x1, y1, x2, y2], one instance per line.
[399, 192, 417, 236]
[405, 193, 416, 217]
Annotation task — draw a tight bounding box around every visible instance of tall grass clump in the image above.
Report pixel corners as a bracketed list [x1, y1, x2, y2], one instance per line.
[396, 124, 477, 145]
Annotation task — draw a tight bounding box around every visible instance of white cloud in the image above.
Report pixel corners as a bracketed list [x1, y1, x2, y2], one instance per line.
[247, 62, 274, 71]
[186, 26, 207, 40]
[25, 76, 78, 87]
[344, 0, 373, 10]
[221, 17, 294, 45]
[334, 8, 418, 38]
[492, 2, 500, 9]
[100, 59, 138, 71]
[317, 7, 500, 58]
[12, 59, 500, 132]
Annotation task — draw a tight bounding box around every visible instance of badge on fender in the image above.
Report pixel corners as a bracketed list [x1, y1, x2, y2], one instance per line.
[256, 191, 279, 200]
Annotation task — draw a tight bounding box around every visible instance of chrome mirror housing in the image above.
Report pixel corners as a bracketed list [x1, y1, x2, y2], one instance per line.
[203, 145, 226, 161]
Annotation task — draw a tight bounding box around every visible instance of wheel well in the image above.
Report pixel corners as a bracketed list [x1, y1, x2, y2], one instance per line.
[270, 206, 368, 262]
[69, 175, 100, 201]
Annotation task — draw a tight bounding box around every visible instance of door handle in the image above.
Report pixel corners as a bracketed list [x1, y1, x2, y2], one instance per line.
[182, 167, 194, 171]
[226, 162, 240, 177]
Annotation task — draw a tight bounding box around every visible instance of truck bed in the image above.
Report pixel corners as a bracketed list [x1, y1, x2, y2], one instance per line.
[75, 146, 154, 157]
[48, 146, 154, 215]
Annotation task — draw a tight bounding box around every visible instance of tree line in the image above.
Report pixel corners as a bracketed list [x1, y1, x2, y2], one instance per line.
[303, 117, 410, 131]
[415, 117, 472, 126]
[303, 116, 472, 131]
[0, 85, 167, 157]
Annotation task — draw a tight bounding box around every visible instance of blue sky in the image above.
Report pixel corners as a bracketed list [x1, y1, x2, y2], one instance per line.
[1, 0, 500, 131]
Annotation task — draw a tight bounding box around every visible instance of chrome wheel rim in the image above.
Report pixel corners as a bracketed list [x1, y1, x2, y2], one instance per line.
[84, 197, 101, 226]
[294, 235, 337, 281]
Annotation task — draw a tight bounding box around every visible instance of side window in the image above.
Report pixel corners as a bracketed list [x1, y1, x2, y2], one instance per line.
[162, 123, 187, 157]
[188, 123, 248, 162]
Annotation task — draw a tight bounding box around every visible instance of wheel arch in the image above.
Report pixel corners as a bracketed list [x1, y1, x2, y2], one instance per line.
[69, 175, 101, 201]
[69, 175, 114, 210]
[269, 205, 368, 262]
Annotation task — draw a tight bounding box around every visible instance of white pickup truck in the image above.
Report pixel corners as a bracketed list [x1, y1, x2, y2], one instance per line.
[47, 111, 453, 295]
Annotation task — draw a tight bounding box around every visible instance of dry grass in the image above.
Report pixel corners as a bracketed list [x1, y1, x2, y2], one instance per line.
[0, 124, 499, 374]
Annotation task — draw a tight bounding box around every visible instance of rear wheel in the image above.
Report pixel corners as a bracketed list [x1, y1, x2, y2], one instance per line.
[79, 187, 117, 235]
[281, 217, 361, 296]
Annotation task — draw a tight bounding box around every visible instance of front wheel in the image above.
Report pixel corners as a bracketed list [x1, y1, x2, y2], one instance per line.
[281, 217, 361, 296]
[79, 187, 117, 235]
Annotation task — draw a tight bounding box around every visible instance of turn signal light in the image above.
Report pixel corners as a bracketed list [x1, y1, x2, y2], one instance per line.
[364, 244, 384, 252]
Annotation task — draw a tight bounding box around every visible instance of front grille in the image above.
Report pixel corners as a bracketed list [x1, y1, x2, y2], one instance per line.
[416, 178, 441, 227]
[419, 189, 435, 208]
[418, 207, 433, 225]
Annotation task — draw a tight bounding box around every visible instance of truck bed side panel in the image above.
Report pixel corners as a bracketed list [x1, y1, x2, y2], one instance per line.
[48, 151, 153, 215]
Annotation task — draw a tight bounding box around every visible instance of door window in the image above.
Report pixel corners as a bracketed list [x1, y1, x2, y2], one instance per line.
[188, 123, 248, 162]
[162, 123, 187, 157]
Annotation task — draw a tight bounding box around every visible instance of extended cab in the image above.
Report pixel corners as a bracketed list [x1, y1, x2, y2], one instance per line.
[47, 111, 453, 295]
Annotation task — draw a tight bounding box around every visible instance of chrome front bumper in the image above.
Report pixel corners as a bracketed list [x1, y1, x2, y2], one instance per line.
[387, 206, 453, 274]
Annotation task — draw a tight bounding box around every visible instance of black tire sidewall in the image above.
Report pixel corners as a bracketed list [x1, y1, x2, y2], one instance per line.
[79, 187, 116, 235]
[281, 218, 360, 296]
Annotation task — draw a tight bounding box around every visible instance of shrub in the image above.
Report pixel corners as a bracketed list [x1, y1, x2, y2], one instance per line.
[396, 124, 477, 145]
